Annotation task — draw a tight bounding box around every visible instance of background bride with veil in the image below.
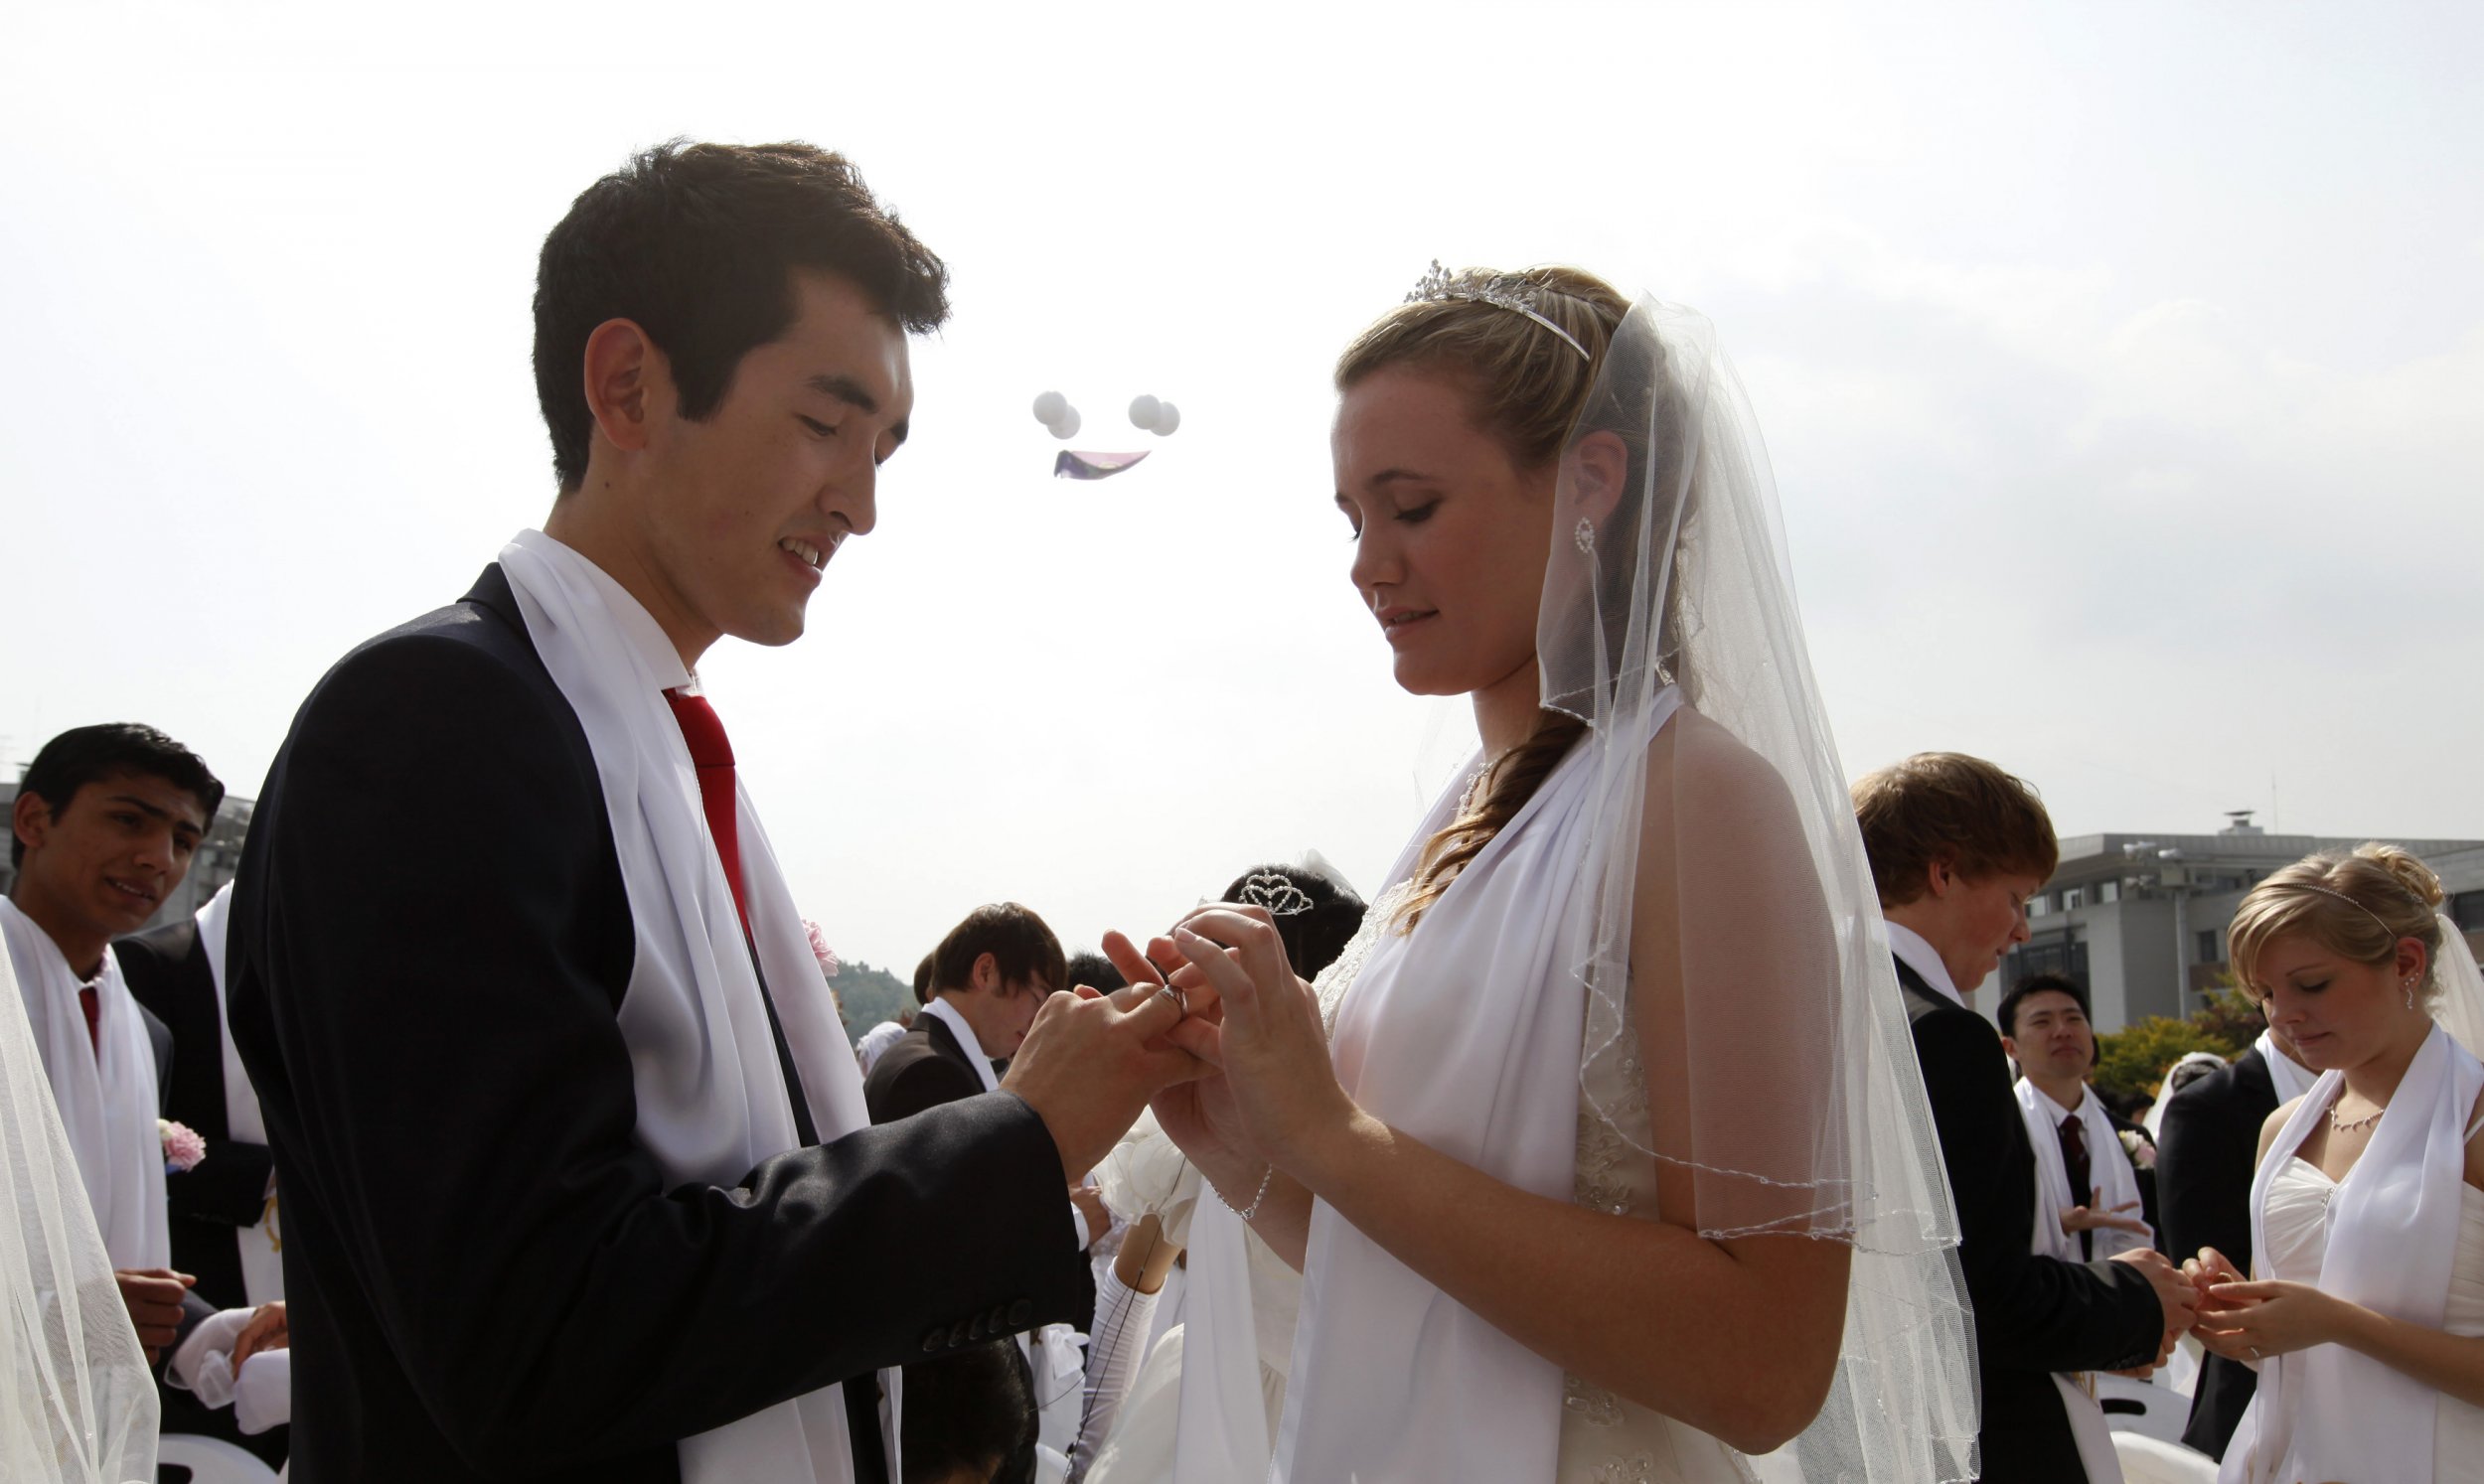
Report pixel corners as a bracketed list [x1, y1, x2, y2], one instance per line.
[1109, 263, 1979, 1482]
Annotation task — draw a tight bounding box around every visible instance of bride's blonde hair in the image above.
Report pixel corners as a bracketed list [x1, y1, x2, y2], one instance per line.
[1334, 266, 1630, 931]
[2227, 843, 2447, 1005]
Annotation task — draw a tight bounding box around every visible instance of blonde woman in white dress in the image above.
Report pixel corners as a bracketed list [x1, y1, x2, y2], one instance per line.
[1112, 269, 1976, 1483]
[2188, 845, 2484, 1483]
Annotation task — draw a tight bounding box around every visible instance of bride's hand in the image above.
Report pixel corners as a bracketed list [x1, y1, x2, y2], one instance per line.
[1169, 908, 1356, 1174]
[1099, 932, 1259, 1188]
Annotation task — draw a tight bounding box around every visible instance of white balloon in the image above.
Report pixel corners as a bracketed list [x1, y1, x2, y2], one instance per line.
[1128, 394, 1162, 431]
[1032, 390, 1068, 424]
[1153, 401, 1180, 436]
[1049, 407, 1081, 439]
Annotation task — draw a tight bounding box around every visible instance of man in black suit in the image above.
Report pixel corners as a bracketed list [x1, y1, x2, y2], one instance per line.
[229, 141, 1200, 1484]
[866, 904, 1060, 1124]
[1855, 753, 2200, 1483]
[118, 881, 292, 1466]
[2158, 1027, 2308, 1458]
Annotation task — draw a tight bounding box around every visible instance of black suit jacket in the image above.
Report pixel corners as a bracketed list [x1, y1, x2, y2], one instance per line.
[117, 919, 276, 1312]
[228, 566, 1091, 1484]
[2157, 1046, 2278, 1459]
[1897, 961, 2166, 1483]
[862, 1012, 988, 1125]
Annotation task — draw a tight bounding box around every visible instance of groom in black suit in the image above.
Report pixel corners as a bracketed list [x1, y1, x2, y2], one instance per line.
[229, 142, 1200, 1484]
[866, 904, 1060, 1124]
[1855, 753, 2199, 1484]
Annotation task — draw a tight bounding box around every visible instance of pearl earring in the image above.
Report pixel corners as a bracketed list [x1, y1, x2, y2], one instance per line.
[2406, 976, 2418, 1010]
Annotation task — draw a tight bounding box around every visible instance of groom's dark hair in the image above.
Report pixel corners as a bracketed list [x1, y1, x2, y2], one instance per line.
[930, 903, 1065, 999]
[534, 139, 951, 492]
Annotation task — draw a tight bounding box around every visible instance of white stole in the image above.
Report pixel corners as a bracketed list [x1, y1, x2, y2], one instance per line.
[2017, 1078, 2144, 1484]
[1274, 692, 1679, 1483]
[192, 885, 283, 1306]
[0, 898, 168, 1271]
[2222, 1022, 2483, 1484]
[499, 530, 886, 1484]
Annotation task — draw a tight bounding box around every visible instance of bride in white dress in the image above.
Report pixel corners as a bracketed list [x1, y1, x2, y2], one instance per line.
[1113, 268, 1975, 1483]
[2189, 845, 2484, 1484]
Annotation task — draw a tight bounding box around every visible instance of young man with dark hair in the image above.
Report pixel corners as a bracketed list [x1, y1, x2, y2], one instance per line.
[231, 141, 1197, 1484]
[3, 723, 215, 1357]
[1853, 753, 2195, 1484]
[1998, 973, 2155, 1263]
[866, 903, 1065, 1125]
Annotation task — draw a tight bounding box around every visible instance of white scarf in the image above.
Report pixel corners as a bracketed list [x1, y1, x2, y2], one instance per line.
[0, 898, 168, 1271]
[2223, 1022, 2483, 1484]
[499, 530, 885, 1484]
[921, 996, 1001, 1095]
[1274, 694, 1678, 1482]
[2254, 1029, 2319, 1107]
[2017, 1077, 2146, 1484]
[192, 885, 283, 1306]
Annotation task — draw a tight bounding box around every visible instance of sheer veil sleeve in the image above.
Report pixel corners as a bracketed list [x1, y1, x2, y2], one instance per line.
[0, 928, 160, 1482]
[1549, 298, 1978, 1481]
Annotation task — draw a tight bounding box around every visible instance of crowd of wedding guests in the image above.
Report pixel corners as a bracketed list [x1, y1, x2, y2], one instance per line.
[12, 712, 2480, 1483]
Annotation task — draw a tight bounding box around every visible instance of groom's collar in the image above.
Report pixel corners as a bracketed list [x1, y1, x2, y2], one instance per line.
[922, 996, 1001, 1094]
[1885, 922, 1965, 1009]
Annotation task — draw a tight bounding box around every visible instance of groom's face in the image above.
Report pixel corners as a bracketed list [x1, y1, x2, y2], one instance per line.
[638, 269, 913, 650]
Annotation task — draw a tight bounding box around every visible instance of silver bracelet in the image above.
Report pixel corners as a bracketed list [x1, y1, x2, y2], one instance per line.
[1217, 1165, 1275, 1223]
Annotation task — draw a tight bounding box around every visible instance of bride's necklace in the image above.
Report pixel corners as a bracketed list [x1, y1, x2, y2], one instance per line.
[2330, 1096, 2388, 1134]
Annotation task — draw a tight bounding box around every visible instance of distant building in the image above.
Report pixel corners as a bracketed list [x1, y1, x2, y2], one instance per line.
[0, 781, 254, 932]
[1998, 813, 2484, 1033]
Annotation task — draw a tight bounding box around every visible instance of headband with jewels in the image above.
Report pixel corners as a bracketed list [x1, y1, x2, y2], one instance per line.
[1404, 259, 1592, 362]
[1237, 871, 1317, 918]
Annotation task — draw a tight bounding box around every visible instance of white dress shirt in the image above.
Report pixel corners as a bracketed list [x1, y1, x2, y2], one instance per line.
[1885, 921, 1965, 1009]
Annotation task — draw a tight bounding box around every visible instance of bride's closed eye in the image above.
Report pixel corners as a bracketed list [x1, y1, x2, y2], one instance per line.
[1394, 500, 1441, 525]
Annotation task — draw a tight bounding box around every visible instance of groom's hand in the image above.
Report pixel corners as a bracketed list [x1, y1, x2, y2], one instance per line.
[1003, 971, 1208, 1182]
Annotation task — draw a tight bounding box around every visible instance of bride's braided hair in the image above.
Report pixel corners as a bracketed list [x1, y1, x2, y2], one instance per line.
[1334, 266, 1631, 931]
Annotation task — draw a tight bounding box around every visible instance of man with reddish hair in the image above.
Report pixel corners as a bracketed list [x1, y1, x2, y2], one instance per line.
[1855, 752, 2196, 1484]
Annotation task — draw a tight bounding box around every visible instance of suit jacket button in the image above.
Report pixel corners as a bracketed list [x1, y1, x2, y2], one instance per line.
[1008, 1299, 1033, 1328]
[970, 1315, 989, 1341]
[921, 1329, 943, 1354]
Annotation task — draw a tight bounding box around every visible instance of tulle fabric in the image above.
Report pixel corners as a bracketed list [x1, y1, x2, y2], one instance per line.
[0, 917, 159, 1482]
[1543, 298, 1977, 1479]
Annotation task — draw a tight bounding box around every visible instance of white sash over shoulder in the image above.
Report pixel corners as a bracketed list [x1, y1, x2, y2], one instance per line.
[499, 530, 883, 1484]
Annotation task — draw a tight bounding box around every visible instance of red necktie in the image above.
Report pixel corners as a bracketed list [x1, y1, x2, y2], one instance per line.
[663, 688, 749, 935]
[78, 985, 101, 1060]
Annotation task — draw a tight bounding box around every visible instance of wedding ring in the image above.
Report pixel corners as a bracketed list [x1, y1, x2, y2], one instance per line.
[1154, 982, 1187, 1017]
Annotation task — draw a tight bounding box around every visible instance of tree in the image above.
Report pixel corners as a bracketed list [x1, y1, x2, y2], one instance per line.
[2093, 1006, 2253, 1104]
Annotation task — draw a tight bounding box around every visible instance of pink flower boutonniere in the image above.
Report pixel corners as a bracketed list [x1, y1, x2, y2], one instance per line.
[160, 1118, 207, 1173]
[802, 919, 840, 979]
[2117, 1127, 2156, 1172]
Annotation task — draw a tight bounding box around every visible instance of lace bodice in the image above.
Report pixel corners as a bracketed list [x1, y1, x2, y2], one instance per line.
[1558, 1000, 1758, 1483]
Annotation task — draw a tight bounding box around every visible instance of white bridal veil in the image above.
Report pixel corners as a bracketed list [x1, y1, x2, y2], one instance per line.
[0, 928, 159, 1481]
[1548, 296, 1978, 1479]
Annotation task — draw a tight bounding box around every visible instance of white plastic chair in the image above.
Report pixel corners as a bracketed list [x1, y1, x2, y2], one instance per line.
[157, 1433, 282, 1484]
[2113, 1430, 2220, 1484]
[2098, 1373, 2193, 1444]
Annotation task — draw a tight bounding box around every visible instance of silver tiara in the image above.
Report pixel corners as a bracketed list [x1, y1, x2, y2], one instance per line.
[1238, 871, 1316, 918]
[1405, 260, 1591, 361]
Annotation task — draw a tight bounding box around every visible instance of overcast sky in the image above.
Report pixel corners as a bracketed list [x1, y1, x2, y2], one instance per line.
[4, 2, 2478, 972]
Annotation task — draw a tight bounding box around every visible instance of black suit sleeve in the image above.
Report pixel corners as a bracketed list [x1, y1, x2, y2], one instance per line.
[242, 634, 1088, 1473]
[867, 1052, 985, 1125]
[1911, 1006, 2166, 1374]
[2157, 1073, 2255, 1270]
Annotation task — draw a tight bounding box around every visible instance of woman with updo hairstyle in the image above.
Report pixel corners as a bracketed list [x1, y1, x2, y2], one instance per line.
[2190, 843, 2484, 1482]
[1114, 265, 1972, 1482]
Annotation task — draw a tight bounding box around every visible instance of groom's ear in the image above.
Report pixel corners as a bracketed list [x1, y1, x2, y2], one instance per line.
[581, 318, 659, 459]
